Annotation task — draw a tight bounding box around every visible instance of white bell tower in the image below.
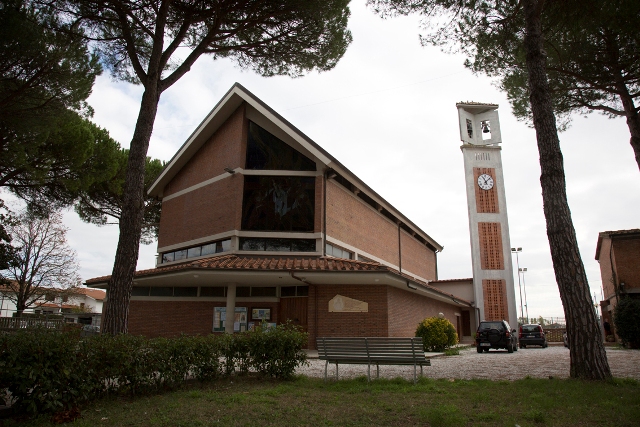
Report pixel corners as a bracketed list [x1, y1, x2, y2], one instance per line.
[457, 103, 518, 329]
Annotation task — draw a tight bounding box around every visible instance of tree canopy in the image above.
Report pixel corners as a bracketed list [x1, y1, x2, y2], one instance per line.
[75, 151, 164, 245]
[49, 0, 354, 334]
[0, 0, 121, 212]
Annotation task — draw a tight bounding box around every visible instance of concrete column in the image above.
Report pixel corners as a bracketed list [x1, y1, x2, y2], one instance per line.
[224, 283, 237, 334]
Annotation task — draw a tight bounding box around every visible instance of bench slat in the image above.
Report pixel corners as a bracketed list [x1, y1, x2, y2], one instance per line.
[316, 337, 430, 383]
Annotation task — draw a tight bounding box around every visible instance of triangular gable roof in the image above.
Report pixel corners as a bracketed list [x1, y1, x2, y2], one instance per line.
[148, 83, 442, 251]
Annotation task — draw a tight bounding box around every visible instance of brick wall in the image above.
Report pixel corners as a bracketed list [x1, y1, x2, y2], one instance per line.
[598, 237, 615, 300]
[386, 286, 459, 337]
[326, 180, 399, 264]
[158, 176, 243, 248]
[128, 300, 280, 337]
[400, 229, 437, 280]
[164, 105, 246, 197]
[313, 285, 389, 340]
[613, 237, 640, 291]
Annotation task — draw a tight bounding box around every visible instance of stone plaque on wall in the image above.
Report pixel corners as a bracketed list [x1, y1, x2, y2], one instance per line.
[328, 294, 368, 312]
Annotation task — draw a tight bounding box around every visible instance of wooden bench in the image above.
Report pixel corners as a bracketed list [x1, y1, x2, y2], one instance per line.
[316, 337, 430, 383]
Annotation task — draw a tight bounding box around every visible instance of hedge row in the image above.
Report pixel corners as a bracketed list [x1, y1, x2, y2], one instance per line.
[0, 323, 308, 415]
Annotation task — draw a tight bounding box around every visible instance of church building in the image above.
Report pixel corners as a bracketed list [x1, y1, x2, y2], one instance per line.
[87, 83, 476, 348]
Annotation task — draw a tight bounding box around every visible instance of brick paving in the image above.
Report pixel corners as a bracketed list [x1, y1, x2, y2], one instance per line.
[297, 345, 640, 381]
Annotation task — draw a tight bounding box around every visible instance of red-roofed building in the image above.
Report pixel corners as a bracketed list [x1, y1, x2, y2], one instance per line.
[87, 84, 476, 347]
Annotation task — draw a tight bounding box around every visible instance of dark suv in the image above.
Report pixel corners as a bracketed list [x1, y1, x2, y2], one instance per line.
[519, 324, 548, 348]
[476, 320, 518, 353]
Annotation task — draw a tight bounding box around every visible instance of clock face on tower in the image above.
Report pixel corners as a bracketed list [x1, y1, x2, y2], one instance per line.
[477, 173, 494, 190]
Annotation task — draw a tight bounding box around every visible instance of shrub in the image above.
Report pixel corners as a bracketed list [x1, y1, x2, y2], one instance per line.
[613, 297, 640, 348]
[246, 322, 308, 379]
[416, 316, 458, 352]
[0, 324, 309, 416]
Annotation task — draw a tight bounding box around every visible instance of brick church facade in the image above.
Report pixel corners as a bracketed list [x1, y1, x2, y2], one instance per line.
[87, 84, 476, 348]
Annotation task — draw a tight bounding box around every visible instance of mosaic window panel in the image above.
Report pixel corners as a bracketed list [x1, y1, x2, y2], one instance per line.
[483, 279, 509, 321]
[473, 167, 499, 213]
[478, 222, 504, 270]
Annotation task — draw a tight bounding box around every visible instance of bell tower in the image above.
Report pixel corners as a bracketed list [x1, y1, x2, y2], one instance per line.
[457, 103, 518, 329]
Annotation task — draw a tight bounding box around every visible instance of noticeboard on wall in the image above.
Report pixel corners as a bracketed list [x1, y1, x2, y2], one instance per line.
[213, 307, 247, 332]
[251, 308, 271, 320]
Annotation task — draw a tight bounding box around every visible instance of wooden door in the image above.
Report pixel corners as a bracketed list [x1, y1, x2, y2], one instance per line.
[279, 297, 308, 332]
[462, 311, 471, 336]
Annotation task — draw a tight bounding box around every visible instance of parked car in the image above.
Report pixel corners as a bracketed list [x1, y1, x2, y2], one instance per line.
[81, 324, 100, 337]
[519, 324, 548, 348]
[476, 320, 518, 353]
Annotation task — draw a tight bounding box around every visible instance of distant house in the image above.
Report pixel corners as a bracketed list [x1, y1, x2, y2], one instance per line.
[87, 83, 476, 348]
[0, 285, 105, 326]
[595, 229, 640, 337]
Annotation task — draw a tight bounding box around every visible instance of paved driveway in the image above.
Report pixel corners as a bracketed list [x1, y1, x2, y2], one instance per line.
[297, 345, 640, 381]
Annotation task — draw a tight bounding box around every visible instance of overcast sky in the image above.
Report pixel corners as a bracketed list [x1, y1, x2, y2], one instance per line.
[8, 2, 639, 320]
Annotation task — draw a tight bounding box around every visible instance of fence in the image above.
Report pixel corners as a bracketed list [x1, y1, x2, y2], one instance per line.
[0, 316, 64, 331]
[543, 328, 566, 343]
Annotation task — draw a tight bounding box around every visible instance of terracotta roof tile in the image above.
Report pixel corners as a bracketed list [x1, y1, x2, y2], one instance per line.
[84, 254, 472, 306]
[85, 254, 388, 285]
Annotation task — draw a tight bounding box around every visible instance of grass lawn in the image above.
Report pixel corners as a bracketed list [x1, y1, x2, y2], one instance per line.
[8, 375, 640, 427]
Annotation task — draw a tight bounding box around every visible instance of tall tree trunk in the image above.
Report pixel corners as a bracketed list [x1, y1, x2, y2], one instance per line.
[616, 82, 640, 173]
[605, 34, 640, 172]
[102, 83, 160, 335]
[522, 0, 611, 380]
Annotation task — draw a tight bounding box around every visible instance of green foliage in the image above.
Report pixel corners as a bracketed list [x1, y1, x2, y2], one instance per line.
[74, 151, 165, 244]
[613, 297, 640, 348]
[245, 322, 309, 379]
[415, 316, 458, 352]
[0, 1, 120, 212]
[0, 325, 308, 416]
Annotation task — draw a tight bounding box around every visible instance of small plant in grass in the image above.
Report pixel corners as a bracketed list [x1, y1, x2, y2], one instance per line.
[613, 297, 640, 348]
[416, 316, 458, 352]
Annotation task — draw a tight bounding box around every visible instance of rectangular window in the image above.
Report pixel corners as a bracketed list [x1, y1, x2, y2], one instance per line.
[174, 250, 188, 261]
[200, 287, 226, 297]
[292, 239, 316, 252]
[241, 238, 266, 251]
[280, 286, 308, 297]
[201, 243, 216, 256]
[218, 239, 231, 252]
[280, 286, 297, 297]
[236, 287, 251, 297]
[251, 287, 277, 297]
[240, 238, 315, 252]
[131, 287, 150, 297]
[161, 239, 231, 264]
[173, 287, 198, 297]
[326, 243, 352, 259]
[149, 287, 173, 297]
[187, 247, 201, 258]
[358, 254, 374, 263]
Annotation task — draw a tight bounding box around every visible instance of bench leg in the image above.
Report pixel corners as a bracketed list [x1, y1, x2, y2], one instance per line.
[336, 363, 339, 380]
[324, 361, 329, 381]
[367, 364, 371, 382]
[413, 364, 417, 384]
[376, 363, 379, 379]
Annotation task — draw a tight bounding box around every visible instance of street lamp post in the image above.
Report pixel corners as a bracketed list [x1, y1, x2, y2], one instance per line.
[520, 267, 529, 324]
[511, 247, 524, 325]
